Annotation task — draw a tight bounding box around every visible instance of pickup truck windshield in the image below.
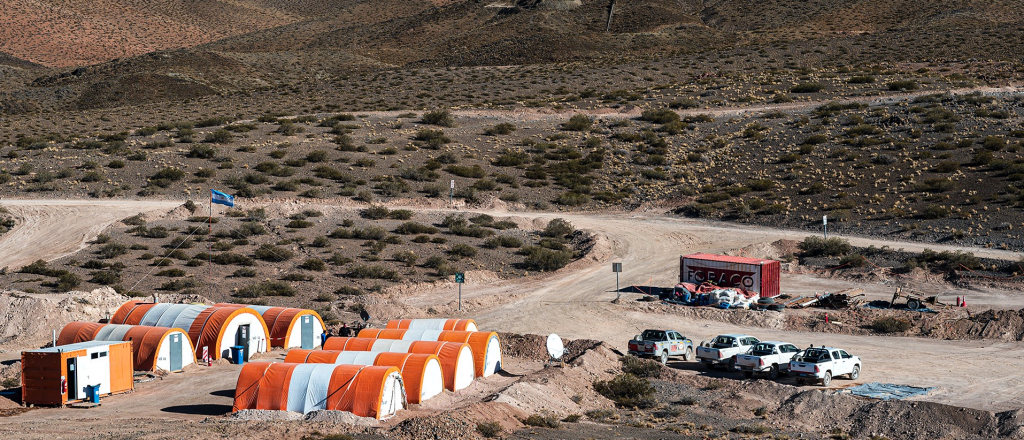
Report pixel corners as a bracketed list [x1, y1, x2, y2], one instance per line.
[641, 330, 666, 341]
[750, 343, 776, 356]
[801, 348, 832, 363]
[712, 336, 736, 348]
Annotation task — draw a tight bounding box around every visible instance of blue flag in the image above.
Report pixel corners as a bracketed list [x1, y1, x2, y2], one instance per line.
[211, 189, 234, 207]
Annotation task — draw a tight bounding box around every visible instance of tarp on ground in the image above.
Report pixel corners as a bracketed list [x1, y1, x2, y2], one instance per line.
[845, 382, 934, 400]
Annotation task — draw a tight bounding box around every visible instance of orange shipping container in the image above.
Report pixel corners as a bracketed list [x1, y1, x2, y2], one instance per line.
[22, 341, 134, 406]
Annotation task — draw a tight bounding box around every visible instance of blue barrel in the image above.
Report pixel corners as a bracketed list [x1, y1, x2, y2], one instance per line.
[231, 346, 246, 365]
[85, 384, 100, 403]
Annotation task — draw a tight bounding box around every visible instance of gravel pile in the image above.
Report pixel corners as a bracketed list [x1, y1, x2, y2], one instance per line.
[304, 410, 378, 426]
[499, 333, 602, 363]
[389, 414, 473, 440]
[230, 409, 304, 421]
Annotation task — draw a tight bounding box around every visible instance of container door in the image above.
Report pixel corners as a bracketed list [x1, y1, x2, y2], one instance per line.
[170, 334, 182, 371]
[66, 358, 78, 401]
[236, 324, 250, 360]
[301, 315, 313, 349]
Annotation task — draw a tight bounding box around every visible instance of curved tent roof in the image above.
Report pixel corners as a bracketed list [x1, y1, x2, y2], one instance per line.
[57, 321, 196, 371]
[214, 303, 326, 349]
[386, 319, 477, 332]
[323, 337, 475, 391]
[285, 350, 443, 404]
[233, 363, 405, 419]
[358, 329, 502, 378]
[110, 301, 269, 360]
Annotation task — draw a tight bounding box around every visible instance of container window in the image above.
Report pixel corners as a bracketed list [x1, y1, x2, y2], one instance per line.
[100, 352, 108, 357]
[91, 353, 99, 359]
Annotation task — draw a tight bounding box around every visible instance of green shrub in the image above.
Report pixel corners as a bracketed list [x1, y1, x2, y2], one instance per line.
[98, 242, 128, 259]
[187, 144, 218, 158]
[235, 280, 296, 297]
[640, 108, 680, 124]
[483, 235, 523, 249]
[346, 265, 401, 281]
[361, 205, 391, 219]
[392, 251, 418, 267]
[476, 421, 503, 438]
[448, 243, 478, 258]
[203, 129, 234, 144]
[254, 244, 294, 262]
[562, 114, 592, 131]
[299, 258, 327, 271]
[521, 246, 573, 271]
[555, 192, 590, 206]
[872, 317, 912, 333]
[521, 413, 561, 429]
[484, 123, 517, 136]
[445, 165, 486, 178]
[621, 355, 662, 378]
[798, 236, 852, 257]
[887, 80, 919, 91]
[791, 83, 825, 93]
[421, 109, 455, 127]
[213, 252, 255, 266]
[159, 278, 199, 291]
[593, 373, 656, 408]
[848, 75, 876, 84]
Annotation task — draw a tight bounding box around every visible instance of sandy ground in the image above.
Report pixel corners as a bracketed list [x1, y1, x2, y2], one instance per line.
[0, 198, 181, 270]
[0, 198, 1023, 436]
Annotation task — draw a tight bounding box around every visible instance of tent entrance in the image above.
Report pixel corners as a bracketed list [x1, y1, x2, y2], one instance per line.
[66, 358, 78, 401]
[170, 334, 182, 371]
[301, 315, 313, 349]
[236, 324, 250, 361]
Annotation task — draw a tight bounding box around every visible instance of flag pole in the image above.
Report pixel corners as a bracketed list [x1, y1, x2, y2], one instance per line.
[209, 191, 213, 295]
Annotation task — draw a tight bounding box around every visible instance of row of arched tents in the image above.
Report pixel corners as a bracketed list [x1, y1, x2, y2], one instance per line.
[58, 300, 326, 372]
[232, 318, 505, 420]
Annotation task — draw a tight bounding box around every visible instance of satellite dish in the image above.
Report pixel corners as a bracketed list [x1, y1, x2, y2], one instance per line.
[546, 334, 564, 360]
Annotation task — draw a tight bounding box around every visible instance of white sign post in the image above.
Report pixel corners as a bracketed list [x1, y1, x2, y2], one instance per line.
[823, 215, 828, 240]
[450, 179, 455, 203]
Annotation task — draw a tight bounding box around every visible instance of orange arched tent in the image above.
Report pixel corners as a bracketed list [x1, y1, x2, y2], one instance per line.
[322, 337, 475, 391]
[57, 321, 196, 372]
[214, 303, 325, 349]
[386, 319, 477, 332]
[233, 362, 406, 419]
[109, 301, 270, 361]
[357, 329, 502, 377]
[285, 350, 443, 404]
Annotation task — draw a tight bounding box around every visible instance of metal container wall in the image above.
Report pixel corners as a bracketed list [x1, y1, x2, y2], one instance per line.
[680, 253, 780, 297]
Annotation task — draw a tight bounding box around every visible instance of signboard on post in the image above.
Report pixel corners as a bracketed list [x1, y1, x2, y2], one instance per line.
[612, 263, 622, 301]
[455, 272, 465, 311]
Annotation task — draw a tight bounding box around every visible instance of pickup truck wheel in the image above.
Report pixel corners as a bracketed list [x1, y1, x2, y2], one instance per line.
[701, 362, 712, 370]
[727, 358, 736, 371]
[767, 365, 779, 380]
[796, 378, 805, 385]
[742, 371, 753, 379]
[660, 351, 669, 365]
[683, 347, 693, 362]
[822, 371, 832, 387]
[850, 365, 860, 380]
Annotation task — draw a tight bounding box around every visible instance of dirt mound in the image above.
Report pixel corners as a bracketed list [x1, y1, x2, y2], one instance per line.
[928, 309, 1024, 341]
[776, 390, 863, 432]
[492, 342, 617, 417]
[0, 287, 126, 350]
[229, 409, 304, 421]
[499, 333, 602, 362]
[303, 410, 379, 426]
[849, 400, 999, 440]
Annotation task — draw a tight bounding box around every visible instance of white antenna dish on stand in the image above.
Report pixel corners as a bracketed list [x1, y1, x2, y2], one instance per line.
[546, 334, 564, 360]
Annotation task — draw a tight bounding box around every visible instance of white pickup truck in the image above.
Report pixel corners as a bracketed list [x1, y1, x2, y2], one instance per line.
[627, 329, 694, 365]
[735, 341, 801, 379]
[695, 334, 760, 370]
[789, 346, 861, 386]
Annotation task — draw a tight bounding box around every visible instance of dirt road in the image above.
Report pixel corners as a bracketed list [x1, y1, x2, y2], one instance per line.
[0, 199, 181, 270]
[396, 210, 1024, 412]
